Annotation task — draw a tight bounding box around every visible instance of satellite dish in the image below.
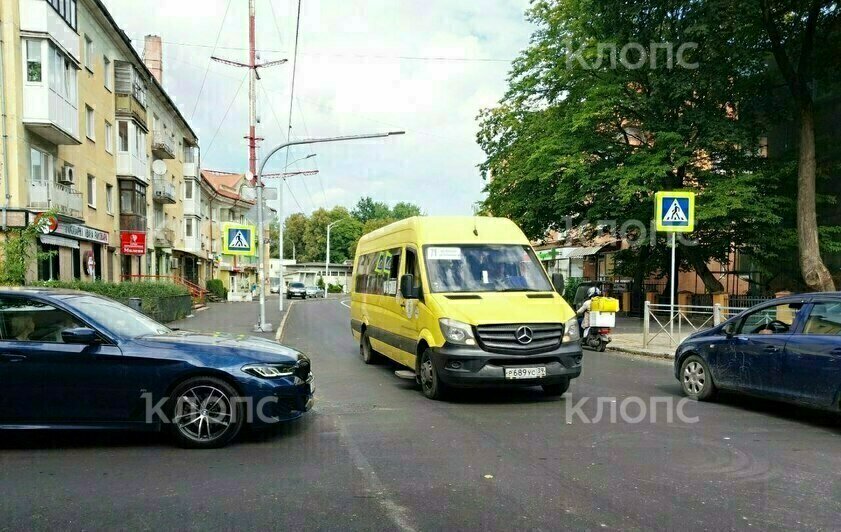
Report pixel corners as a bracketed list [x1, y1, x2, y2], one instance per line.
[152, 159, 167, 176]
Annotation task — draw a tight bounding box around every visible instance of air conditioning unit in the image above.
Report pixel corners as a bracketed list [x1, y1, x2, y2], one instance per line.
[59, 164, 75, 185]
[170, 257, 180, 270]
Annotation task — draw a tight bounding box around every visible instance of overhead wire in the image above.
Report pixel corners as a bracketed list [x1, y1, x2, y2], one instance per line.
[189, 0, 233, 119]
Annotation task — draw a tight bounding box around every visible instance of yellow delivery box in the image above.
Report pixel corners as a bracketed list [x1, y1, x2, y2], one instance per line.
[591, 297, 619, 313]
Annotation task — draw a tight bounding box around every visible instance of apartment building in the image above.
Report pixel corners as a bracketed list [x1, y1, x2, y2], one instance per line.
[200, 170, 259, 300]
[0, 0, 200, 284]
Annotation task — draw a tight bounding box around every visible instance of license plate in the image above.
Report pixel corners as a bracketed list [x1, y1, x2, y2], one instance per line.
[504, 366, 547, 380]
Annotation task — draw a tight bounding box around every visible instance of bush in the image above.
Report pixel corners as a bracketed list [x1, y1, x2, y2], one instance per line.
[563, 277, 584, 302]
[31, 281, 192, 322]
[206, 279, 227, 300]
[327, 283, 344, 293]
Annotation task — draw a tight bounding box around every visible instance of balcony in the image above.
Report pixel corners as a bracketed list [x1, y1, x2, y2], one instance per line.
[117, 151, 148, 181]
[182, 233, 201, 253]
[23, 85, 80, 146]
[152, 178, 176, 204]
[155, 228, 175, 248]
[183, 194, 200, 216]
[152, 130, 175, 159]
[120, 213, 147, 232]
[19, 0, 80, 61]
[183, 161, 198, 178]
[115, 93, 147, 129]
[29, 181, 83, 219]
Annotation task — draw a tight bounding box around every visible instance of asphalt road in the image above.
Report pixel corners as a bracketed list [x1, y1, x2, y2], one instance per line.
[1, 298, 839, 531]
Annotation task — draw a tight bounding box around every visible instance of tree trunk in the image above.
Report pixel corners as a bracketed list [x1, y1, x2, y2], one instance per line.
[689, 255, 725, 294]
[796, 99, 836, 291]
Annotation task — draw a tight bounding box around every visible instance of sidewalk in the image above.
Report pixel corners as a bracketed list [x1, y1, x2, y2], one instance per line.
[169, 295, 286, 341]
[607, 316, 677, 358]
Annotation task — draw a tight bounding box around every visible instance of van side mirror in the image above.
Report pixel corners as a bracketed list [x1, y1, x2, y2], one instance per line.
[551, 273, 565, 295]
[400, 274, 418, 299]
[61, 327, 99, 344]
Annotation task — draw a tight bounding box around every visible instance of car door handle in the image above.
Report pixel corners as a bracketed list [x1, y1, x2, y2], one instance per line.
[0, 353, 26, 363]
[763, 345, 781, 353]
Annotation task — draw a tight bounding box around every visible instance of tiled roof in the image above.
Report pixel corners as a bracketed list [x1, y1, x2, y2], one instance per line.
[201, 170, 254, 203]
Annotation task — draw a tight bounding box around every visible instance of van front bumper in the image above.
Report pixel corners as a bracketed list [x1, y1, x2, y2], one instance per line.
[429, 342, 583, 388]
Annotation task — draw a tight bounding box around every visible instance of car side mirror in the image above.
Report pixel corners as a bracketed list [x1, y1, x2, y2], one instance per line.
[722, 322, 736, 338]
[400, 274, 418, 299]
[61, 327, 99, 344]
[551, 273, 565, 295]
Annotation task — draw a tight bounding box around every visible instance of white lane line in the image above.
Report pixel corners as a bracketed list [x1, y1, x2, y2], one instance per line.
[340, 299, 351, 309]
[335, 416, 418, 532]
[275, 300, 297, 342]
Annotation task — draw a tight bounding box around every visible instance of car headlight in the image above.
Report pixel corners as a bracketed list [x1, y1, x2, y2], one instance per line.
[439, 318, 476, 346]
[242, 363, 296, 378]
[562, 317, 580, 343]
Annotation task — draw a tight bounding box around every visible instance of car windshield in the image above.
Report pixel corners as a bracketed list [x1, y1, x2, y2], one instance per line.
[424, 244, 553, 293]
[65, 295, 171, 338]
[291, 283, 304, 288]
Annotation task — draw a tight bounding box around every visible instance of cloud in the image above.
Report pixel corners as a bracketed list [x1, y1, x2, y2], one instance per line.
[101, 0, 533, 216]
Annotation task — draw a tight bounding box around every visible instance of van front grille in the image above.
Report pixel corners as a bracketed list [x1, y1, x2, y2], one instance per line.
[474, 323, 563, 354]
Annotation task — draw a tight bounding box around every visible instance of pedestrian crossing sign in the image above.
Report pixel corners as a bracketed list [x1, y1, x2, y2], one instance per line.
[222, 223, 256, 256]
[655, 191, 695, 232]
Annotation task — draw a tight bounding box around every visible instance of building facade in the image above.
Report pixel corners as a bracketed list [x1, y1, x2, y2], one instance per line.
[0, 0, 201, 285]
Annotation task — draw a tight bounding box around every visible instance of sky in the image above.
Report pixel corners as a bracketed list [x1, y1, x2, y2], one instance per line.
[101, 0, 534, 217]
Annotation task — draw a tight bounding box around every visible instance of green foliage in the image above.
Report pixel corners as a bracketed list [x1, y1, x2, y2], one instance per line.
[0, 210, 58, 285]
[316, 276, 325, 289]
[205, 279, 227, 300]
[327, 283, 344, 293]
[476, 0, 839, 293]
[563, 277, 583, 302]
[351, 197, 392, 223]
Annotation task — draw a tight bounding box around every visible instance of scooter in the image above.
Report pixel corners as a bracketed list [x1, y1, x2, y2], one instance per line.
[580, 322, 611, 352]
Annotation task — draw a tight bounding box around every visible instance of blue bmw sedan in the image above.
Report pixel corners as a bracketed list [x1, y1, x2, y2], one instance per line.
[675, 293, 841, 412]
[0, 288, 314, 448]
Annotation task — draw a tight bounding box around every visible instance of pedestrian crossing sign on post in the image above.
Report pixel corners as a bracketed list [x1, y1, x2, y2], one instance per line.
[655, 191, 695, 233]
[222, 223, 256, 256]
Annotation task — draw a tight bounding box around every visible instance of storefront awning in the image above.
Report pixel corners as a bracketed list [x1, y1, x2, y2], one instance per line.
[567, 246, 605, 258]
[39, 234, 79, 249]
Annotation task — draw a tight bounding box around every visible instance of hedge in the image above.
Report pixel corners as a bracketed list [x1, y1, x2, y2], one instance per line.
[206, 279, 227, 300]
[31, 281, 192, 323]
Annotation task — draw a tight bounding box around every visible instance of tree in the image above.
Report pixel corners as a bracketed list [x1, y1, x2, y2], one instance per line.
[303, 207, 362, 263]
[1, 211, 57, 285]
[756, 0, 838, 291]
[283, 212, 309, 261]
[477, 0, 788, 295]
[347, 217, 398, 258]
[391, 202, 423, 219]
[351, 196, 392, 223]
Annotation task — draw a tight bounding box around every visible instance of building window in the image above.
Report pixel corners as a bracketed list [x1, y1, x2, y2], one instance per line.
[103, 56, 113, 91]
[48, 44, 77, 105]
[85, 105, 95, 141]
[87, 175, 96, 208]
[47, 0, 76, 30]
[106, 184, 114, 214]
[104, 121, 113, 153]
[118, 121, 129, 152]
[26, 40, 42, 82]
[185, 180, 193, 200]
[29, 147, 51, 182]
[185, 218, 194, 238]
[120, 180, 147, 215]
[84, 35, 93, 71]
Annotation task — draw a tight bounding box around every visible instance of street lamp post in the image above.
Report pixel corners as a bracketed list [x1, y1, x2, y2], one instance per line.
[254, 131, 405, 331]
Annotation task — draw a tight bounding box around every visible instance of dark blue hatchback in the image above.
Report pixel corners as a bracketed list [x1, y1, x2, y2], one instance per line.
[0, 288, 314, 448]
[675, 293, 841, 412]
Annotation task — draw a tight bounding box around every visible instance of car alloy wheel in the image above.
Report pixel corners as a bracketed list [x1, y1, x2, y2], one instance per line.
[169, 377, 244, 448]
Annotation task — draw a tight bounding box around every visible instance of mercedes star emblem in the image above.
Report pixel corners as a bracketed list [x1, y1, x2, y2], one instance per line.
[515, 326, 534, 345]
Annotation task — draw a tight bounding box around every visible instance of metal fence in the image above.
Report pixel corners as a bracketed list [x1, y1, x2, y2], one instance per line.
[643, 301, 749, 348]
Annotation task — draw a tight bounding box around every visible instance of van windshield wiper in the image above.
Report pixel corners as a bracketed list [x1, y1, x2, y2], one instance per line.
[498, 287, 542, 292]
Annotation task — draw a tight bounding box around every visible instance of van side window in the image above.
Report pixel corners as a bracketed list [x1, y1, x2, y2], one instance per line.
[405, 248, 422, 294]
[355, 248, 401, 295]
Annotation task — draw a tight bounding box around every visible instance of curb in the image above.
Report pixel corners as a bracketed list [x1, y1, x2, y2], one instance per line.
[607, 345, 674, 359]
[275, 300, 296, 342]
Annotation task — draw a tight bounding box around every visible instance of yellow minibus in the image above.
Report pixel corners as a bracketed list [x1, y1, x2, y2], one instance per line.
[350, 216, 582, 399]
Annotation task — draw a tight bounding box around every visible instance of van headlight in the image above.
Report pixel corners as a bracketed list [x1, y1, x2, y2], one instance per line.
[562, 317, 580, 343]
[439, 318, 476, 346]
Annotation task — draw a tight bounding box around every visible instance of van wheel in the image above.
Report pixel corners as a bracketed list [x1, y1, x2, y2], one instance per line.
[360, 330, 380, 365]
[419, 348, 447, 400]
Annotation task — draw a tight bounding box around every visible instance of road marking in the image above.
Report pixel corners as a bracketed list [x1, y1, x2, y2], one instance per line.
[275, 300, 297, 342]
[340, 299, 351, 309]
[335, 416, 418, 532]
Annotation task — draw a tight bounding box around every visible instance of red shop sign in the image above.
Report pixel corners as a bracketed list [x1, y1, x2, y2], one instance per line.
[121, 231, 147, 255]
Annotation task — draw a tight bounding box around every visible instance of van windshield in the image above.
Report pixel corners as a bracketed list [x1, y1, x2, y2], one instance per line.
[424, 245, 553, 293]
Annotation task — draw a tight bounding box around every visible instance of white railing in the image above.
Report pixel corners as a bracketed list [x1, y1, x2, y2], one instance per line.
[642, 302, 749, 348]
[29, 181, 83, 218]
[152, 130, 175, 157]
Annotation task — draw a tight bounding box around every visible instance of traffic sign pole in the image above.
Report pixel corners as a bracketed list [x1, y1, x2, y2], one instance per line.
[670, 232, 676, 340]
[654, 190, 695, 343]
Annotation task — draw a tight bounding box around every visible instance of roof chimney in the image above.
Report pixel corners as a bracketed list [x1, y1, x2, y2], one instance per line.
[143, 35, 163, 84]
